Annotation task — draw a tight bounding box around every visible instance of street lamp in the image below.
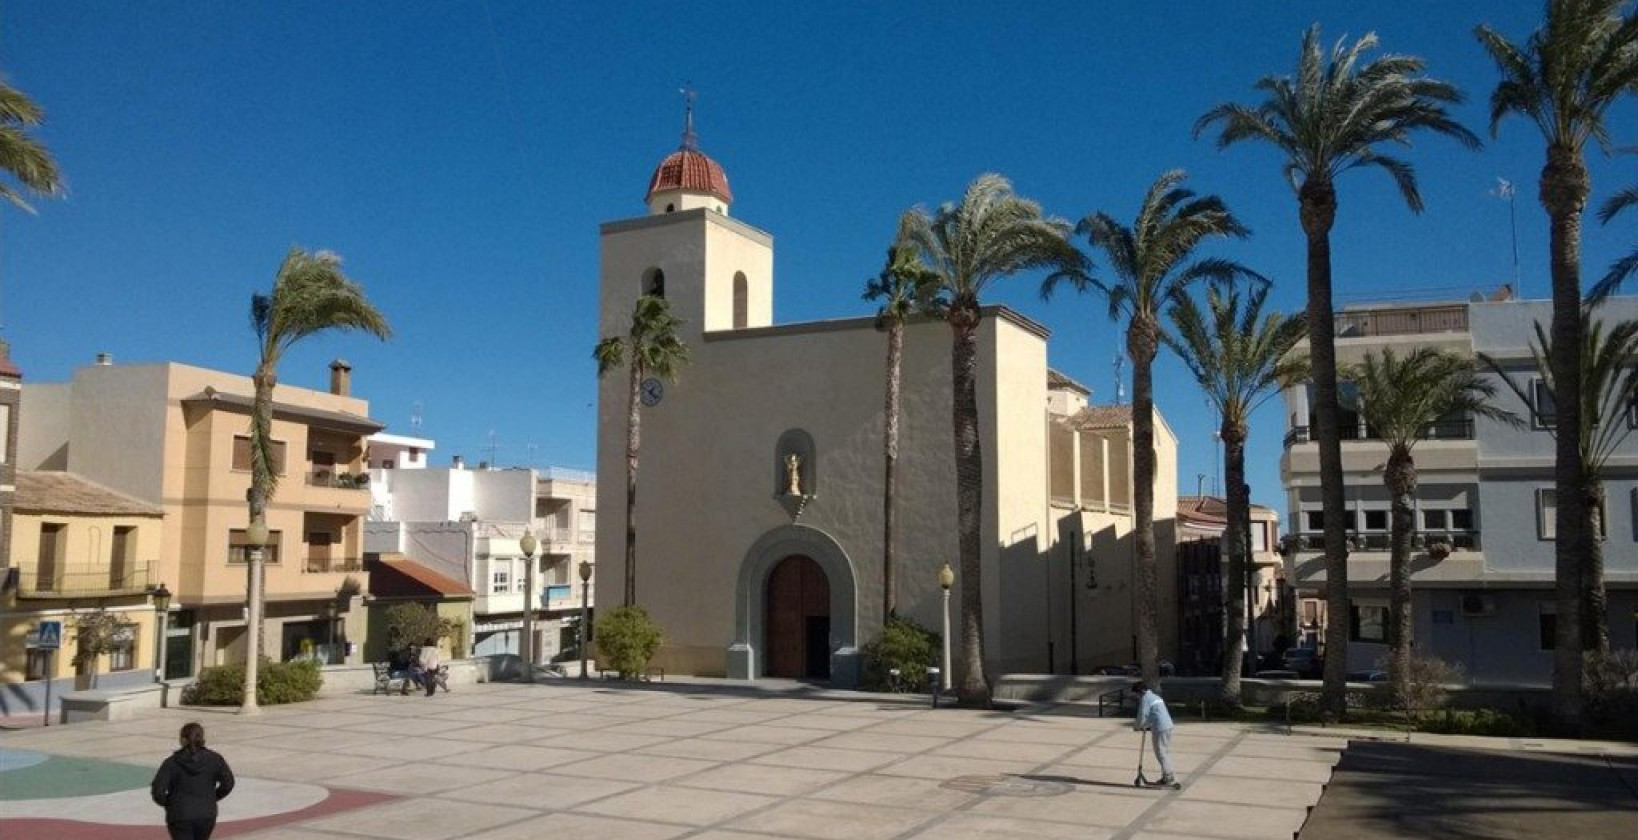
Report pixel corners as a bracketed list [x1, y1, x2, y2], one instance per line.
[578, 560, 593, 680]
[519, 529, 538, 678]
[938, 562, 954, 693]
[152, 583, 172, 683]
[241, 518, 269, 716]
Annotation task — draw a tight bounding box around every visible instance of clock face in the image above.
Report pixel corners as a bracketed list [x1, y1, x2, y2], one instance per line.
[640, 378, 664, 407]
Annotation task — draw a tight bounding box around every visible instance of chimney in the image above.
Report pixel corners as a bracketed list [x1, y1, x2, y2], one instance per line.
[452, 455, 465, 470]
[95, 352, 113, 366]
[329, 359, 351, 396]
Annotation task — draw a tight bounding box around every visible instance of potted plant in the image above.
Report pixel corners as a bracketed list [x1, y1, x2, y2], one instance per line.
[1426, 540, 1453, 561]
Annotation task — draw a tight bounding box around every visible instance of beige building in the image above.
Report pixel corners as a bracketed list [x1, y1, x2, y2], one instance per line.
[18, 357, 381, 677]
[595, 127, 1180, 685]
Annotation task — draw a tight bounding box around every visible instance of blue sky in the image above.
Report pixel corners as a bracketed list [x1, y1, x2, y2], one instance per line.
[2, 2, 1635, 515]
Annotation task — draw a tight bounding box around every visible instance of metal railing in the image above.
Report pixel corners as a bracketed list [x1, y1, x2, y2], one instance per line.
[1292, 530, 1480, 552]
[306, 469, 369, 489]
[1334, 304, 1468, 338]
[14, 562, 152, 595]
[1284, 418, 1475, 448]
[304, 556, 364, 573]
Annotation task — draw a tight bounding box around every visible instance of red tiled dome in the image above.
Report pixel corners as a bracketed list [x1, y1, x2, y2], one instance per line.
[645, 148, 733, 204]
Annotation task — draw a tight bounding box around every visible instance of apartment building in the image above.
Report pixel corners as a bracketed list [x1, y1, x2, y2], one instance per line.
[16, 356, 381, 677]
[1280, 293, 1638, 683]
[364, 451, 597, 664]
[1175, 495, 1287, 675]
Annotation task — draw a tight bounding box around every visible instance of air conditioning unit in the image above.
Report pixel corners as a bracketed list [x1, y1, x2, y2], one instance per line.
[1459, 594, 1496, 617]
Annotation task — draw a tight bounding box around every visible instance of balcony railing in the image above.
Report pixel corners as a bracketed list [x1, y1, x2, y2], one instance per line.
[1284, 418, 1475, 448]
[304, 556, 364, 573]
[306, 469, 369, 490]
[1291, 530, 1480, 553]
[14, 562, 152, 596]
[1335, 304, 1468, 338]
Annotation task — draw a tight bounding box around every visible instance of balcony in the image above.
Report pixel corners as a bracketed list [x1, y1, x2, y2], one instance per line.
[14, 562, 152, 597]
[306, 469, 370, 490]
[1284, 418, 1475, 448]
[304, 556, 364, 574]
[1291, 530, 1481, 553]
[1335, 304, 1468, 338]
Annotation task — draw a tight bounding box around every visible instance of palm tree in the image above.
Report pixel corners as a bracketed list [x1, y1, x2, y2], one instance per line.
[863, 245, 939, 620]
[1475, 0, 1638, 728]
[896, 173, 1081, 707]
[1046, 169, 1257, 686]
[594, 294, 690, 608]
[1595, 185, 1638, 301]
[1166, 280, 1307, 705]
[1344, 349, 1518, 691]
[0, 79, 63, 212]
[248, 248, 391, 713]
[1481, 307, 1638, 666]
[1197, 26, 1479, 715]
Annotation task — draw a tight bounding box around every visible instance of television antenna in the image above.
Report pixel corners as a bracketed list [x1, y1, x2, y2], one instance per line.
[1113, 351, 1126, 405]
[1490, 177, 1521, 295]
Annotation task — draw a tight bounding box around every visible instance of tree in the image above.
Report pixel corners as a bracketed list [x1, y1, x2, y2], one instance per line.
[1481, 307, 1638, 667]
[1045, 170, 1257, 685]
[594, 294, 690, 607]
[71, 608, 128, 690]
[1475, 0, 1638, 726]
[1166, 280, 1307, 705]
[1197, 26, 1478, 715]
[0, 79, 63, 212]
[1595, 185, 1638, 300]
[248, 248, 390, 713]
[896, 173, 1082, 707]
[1344, 349, 1517, 691]
[863, 245, 940, 620]
[383, 602, 459, 652]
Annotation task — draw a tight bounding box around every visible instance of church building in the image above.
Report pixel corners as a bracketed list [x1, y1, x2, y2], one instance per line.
[594, 115, 1181, 686]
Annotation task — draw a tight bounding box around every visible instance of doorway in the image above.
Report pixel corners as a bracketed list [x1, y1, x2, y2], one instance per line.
[765, 555, 831, 679]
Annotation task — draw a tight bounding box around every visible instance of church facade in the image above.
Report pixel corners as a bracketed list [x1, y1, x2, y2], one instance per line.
[594, 124, 1180, 686]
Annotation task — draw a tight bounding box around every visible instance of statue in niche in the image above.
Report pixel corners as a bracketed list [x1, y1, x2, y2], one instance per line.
[784, 452, 803, 496]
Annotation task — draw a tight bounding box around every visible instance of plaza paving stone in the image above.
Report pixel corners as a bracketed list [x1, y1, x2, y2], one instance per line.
[12, 676, 1620, 840]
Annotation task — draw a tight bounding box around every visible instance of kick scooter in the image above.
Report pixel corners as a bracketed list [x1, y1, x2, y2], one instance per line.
[1133, 728, 1181, 789]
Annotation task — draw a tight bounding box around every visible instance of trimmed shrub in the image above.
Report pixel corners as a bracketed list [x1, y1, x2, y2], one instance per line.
[1379, 655, 1462, 720]
[1419, 707, 1535, 737]
[184, 658, 323, 706]
[594, 605, 663, 679]
[861, 617, 938, 692]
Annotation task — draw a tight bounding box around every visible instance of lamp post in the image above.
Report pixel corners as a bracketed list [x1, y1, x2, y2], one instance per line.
[241, 519, 269, 715]
[519, 530, 538, 678]
[938, 562, 954, 693]
[152, 583, 172, 683]
[578, 560, 593, 680]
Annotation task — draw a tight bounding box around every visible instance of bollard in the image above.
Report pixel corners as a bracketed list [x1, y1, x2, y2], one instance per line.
[889, 668, 901, 693]
[927, 666, 941, 709]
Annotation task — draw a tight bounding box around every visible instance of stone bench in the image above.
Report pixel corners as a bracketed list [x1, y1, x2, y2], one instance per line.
[59, 684, 166, 724]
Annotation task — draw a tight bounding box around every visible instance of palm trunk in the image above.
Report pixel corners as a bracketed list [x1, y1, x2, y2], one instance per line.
[1220, 422, 1249, 706]
[1582, 480, 1607, 655]
[1129, 318, 1160, 687]
[882, 319, 903, 621]
[1300, 178, 1350, 718]
[1385, 447, 1416, 691]
[624, 360, 642, 607]
[244, 368, 276, 714]
[1542, 144, 1587, 729]
[950, 299, 989, 707]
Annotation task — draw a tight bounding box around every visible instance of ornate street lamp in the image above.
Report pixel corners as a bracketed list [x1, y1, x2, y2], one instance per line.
[578, 560, 593, 680]
[519, 529, 538, 676]
[151, 583, 172, 682]
[241, 519, 269, 715]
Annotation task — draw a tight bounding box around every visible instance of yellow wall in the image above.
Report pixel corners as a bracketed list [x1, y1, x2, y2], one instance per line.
[0, 602, 157, 685]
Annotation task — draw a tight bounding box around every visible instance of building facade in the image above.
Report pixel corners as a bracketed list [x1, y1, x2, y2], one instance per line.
[594, 125, 1181, 685]
[16, 357, 380, 677]
[1280, 294, 1638, 683]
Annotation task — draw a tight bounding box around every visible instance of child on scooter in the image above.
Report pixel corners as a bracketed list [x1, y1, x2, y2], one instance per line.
[1132, 680, 1176, 786]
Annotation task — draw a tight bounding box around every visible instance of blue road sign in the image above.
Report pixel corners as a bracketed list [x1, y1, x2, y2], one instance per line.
[35, 620, 62, 650]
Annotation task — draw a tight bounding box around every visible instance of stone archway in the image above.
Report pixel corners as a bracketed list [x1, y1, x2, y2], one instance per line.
[727, 524, 860, 687]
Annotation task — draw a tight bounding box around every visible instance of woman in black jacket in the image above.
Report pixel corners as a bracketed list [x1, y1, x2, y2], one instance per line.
[151, 722, 235, 840]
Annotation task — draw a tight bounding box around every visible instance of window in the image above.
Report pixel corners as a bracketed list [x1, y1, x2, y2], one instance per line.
[1422, 509, 1447, 530]
[108, 626, 136, 672]
[1539, 603, 1557, 651]
[232, 436, 286, 474]
[643, 267, 666, 299]
[26, 648, 51, 680]
[1451, 509, 1474, 530]
[733, 272, 748, 329]
[492, 565, 511, 595]
[38, 523, 65, 588]
[1350, 603, 1388, 643]
[1305, 510, 1324, 532]
[0, 403, 9, 464]
[1363, 509, 1388, 531]
[227, 529, 283, 564]
[1538, 489, 1556, 540]
[578, 510, 596, 541]
[1532, 379, 1557, 429]
[111, 526, 136, 587]
[1301, 601, 1319, 627]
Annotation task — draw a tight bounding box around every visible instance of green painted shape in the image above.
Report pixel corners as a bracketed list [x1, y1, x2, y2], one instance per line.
[0, 755, 154, 800]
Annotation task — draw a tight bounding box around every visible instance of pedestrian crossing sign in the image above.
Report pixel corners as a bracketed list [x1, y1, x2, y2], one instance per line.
[33, 620, 62, 650]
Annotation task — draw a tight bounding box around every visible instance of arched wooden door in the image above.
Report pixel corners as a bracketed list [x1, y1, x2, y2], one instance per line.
[765, 555, 831, 679]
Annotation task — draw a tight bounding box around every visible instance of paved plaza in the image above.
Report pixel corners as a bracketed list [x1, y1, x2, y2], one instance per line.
[1, 679, 1343, 840]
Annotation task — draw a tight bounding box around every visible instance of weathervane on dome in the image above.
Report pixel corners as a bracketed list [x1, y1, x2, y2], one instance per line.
[679, 85, 699, 151]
